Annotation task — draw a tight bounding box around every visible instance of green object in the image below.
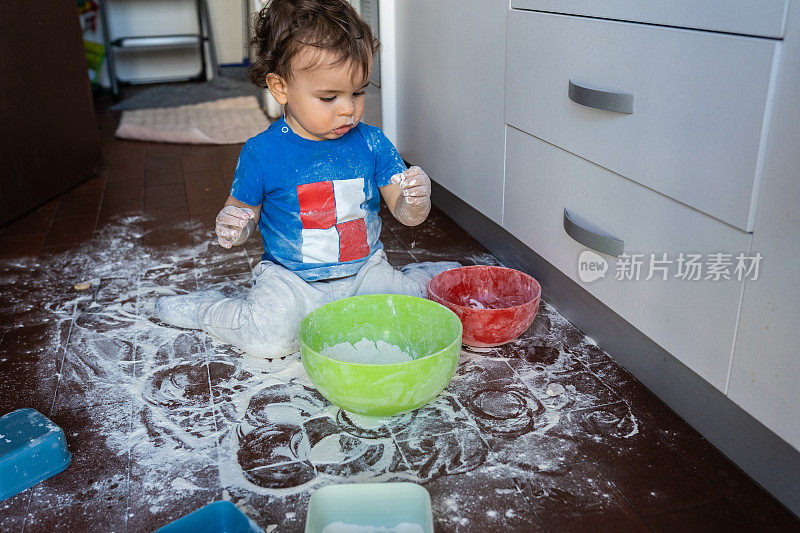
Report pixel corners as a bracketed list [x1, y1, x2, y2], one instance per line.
[299, 294, 462, 416]
[304, 482, 434, 533]
[83, 40, 105, 89]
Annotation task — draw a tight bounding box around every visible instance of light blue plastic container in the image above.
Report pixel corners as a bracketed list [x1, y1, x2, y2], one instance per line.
[305, 483, 434, 533]
[156, 501, 263, 533]
[0, 408, 72, 501]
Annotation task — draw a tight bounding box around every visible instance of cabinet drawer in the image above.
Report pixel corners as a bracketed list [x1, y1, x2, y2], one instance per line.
[510, 0, 789, 38]
[506, 10, 779, 231]
[503, 126, 751, 391]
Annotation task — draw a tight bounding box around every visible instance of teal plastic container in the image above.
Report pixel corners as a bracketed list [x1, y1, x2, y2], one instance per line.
[156, 501, 263, 533]
[299, 294, 462, 416]
[0, 408, 72, 501]
[304, 483, 434, 533]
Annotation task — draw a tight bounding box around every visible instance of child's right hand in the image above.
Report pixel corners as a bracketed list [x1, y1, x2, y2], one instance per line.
[216, 205, 256, 248]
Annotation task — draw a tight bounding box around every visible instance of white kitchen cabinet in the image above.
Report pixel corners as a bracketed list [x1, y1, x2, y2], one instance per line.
[500, 6, 800, 453]
[503, 126, 751, 391]
[506, 10, 780, 232]
[501, 5, 799, 450]
[727, 0, 800, 451]
[395, 0, 800, 512]
[394, 0, 507, 224]
[509, 0, 789, 38]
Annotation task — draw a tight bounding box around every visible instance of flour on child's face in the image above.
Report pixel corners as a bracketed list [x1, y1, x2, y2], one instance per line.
[280, 47, 370, 141]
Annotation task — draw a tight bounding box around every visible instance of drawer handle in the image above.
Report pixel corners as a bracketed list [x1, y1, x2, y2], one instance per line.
[568, 79, 634, 114]
[563, 208, 625, 257]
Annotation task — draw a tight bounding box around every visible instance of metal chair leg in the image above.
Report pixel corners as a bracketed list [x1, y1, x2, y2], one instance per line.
[97, 0, 120, 98]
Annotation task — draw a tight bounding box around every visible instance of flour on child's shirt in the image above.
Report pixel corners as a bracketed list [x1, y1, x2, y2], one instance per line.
[231, 116, 407, 281]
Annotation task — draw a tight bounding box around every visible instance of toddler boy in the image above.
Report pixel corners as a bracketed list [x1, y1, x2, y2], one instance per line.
[156, 0, 458, 357]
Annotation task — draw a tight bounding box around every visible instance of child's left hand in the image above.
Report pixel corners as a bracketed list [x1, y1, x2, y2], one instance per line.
[388, 166, 432, 226]
[391, 166, 431, 207]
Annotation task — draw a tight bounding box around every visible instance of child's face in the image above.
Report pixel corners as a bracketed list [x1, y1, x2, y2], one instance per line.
[270, 47, 370, 141]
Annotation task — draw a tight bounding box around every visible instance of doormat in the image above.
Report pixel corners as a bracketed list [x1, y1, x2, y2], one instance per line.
[115, 96, 269, 145]
[110, 76, 260, 111]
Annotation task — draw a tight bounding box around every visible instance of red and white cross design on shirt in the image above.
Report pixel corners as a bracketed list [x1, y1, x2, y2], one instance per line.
[296, 178, 369, 263]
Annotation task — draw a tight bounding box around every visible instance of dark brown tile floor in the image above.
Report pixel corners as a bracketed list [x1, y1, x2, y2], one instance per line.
[1, 95, 799, 533]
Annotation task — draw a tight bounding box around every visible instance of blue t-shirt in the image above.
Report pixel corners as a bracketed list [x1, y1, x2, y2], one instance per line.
[230, 116, 407, 281]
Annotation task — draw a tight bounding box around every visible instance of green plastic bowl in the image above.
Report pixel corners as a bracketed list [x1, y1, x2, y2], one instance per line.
[299, 294, 463, 416]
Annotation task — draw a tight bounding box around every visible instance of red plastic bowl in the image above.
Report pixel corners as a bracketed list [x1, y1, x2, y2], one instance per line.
[426, 265, 541, 348]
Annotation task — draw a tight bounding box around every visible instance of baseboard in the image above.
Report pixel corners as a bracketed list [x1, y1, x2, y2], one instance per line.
[430, 180, 800, 517]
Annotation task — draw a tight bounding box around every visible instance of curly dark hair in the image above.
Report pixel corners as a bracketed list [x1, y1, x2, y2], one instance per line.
[248, 0, 379, 88]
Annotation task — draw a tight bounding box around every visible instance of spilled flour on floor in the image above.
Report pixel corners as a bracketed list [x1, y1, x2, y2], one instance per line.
[0, 213, 642, 530]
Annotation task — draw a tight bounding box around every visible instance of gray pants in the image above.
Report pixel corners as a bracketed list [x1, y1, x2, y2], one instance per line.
[196, 250, 459, 358]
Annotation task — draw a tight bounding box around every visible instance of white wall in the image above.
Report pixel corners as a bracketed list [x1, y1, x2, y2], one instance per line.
[209, 0, 246, 65]
[394, 0, 507, 223]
